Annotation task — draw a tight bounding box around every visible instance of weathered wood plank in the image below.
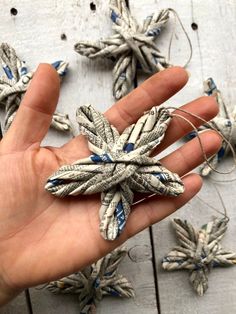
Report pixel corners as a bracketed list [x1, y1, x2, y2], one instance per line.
[0, 293, 29, 314]
[142, 0, 236, 313]
[0, 0, 157, 313]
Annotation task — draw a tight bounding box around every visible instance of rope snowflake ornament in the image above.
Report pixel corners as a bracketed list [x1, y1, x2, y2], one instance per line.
[0, 43, 72, 132]
[188, 78, 236, 176]
[46, 248, 134, 313]
[162, 217, 236, 296]
[45, 104, 184, 240]
[74, 0, 191, 100]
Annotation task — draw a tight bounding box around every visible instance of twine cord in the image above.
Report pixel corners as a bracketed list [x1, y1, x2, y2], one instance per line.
[167, 8, 193, 68]
[165, 103, 236, 175]
[187, 78, 236, 176]
[74, 0, 192, 99]
[45, 104, 184, 241]
[46, 248, 134, 313]
[0, 43, 72, 133]
[196, 182, 229, 221]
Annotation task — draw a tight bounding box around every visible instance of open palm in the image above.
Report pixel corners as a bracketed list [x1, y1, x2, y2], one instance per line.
[0, 65, 220, 304]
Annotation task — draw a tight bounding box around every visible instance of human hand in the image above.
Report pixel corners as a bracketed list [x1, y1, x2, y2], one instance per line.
[0, 64, 220, 304]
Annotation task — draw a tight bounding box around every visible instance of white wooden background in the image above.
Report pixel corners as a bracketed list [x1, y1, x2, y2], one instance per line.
[0, 0, 236, 313]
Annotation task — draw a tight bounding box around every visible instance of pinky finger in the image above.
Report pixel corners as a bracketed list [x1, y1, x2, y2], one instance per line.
[123, 173, 202, 238]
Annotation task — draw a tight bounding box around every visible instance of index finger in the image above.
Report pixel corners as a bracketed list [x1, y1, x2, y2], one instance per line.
[105, 66, 189, 132]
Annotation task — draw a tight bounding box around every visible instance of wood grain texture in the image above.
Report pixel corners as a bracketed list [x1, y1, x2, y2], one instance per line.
[0, 0, 157, 313]
[0, 293, 29, 314]
[131, 0, 236, 313]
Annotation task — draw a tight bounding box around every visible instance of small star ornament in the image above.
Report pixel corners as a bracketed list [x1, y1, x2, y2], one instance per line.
[75, 0, 172, 99]
[45, 104, 184, 240]
[162, 217, 236, 296]
[0, 43, 72, 132]
[46, 248, 134, 313]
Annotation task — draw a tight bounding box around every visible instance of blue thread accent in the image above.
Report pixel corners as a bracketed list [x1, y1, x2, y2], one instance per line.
[20, 66, 28, 76]
[49, 179, 64, 186]
[51, 61, 67, 76]
[119, 72, 126, 80]
[124, 143, 134, 153]
[51, 60, 61, 69]
[115, 201, 126, 234]
[212, 260, 221, 268]
[205, 78, 217, 96]
[111, 10, 118, 23]
[153, 172, 167, 182]
[147, 27, 161, 37]
[109, 289, 121, 297]
[3, 65, 13, 79]
[93, 277, 100, 288]
[90, 153, 112, 163]
[186, 131, 197, 140]
[225, 119, 232, 127]
[217, 147, 225, 160]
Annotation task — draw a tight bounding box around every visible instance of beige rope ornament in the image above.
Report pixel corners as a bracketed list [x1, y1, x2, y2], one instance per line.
[74, 0, 192, 100]
[162, 217, 236, 296]
[187, 78, 236, 176]
[46, 248, 134, 313]
[0, 43, 72, 132]
[45, 104, 184, 241]
[162, 184, 236, 296]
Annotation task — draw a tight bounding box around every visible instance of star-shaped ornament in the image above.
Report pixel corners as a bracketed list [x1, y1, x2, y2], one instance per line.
[0, 43, 72, 132]
[45, 104, 184, 240]
[75, 0, 173, 99]
[46, 248, 134, 313]
[162, 217, 236, 296]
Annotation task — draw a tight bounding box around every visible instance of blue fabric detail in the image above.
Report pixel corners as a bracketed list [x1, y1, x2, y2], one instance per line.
[90, 153, 112, 163]
[119, 72, 126, 79]
[111, 10, 118, 23]
[20, 66, 28, 76]
[154, 172, 167, 182]
[217, 147, 225, 160]
[51, 60, 61, 69]
[147, 27, 161, 37]
[124, 143, 134, 153]
[109, 289, 121, 297]
[51, 60, 67, 76]
[93, 277, 100, 288]
[115, 201, 126, 234]
[225, 119, 232, 127]
[49, 179, 64, 186]
[186, 131, 197, 140]
[3, 65, 13, 79]
[205, 78, 217, 96]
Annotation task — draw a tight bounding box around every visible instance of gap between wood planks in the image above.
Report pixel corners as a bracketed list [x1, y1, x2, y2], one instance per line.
[125, 0, 162, 311]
